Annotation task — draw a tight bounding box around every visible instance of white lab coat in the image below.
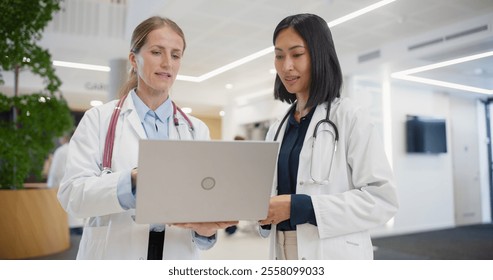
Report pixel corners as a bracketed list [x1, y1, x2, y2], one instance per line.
[263, 98, 398, 260]
[58, 93, 210, 260]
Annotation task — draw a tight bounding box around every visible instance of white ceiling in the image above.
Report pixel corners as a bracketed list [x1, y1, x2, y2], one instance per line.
[7, 0, 493, 115]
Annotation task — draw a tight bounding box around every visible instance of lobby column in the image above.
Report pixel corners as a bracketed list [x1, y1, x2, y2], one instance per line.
[108, 58, 128, 100]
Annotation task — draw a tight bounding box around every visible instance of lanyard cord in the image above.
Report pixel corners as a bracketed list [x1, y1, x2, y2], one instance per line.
[102, 94, 194, 173]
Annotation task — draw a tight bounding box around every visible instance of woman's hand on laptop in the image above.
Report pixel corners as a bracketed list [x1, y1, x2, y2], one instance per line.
[172, 221, 238, 237]
[258, 194, 291, 226]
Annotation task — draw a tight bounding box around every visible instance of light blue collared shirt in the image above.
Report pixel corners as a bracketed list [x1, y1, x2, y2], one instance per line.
[132, 89, 172, 140]
[116, 90, 215, 249]
[116, 90, 171, 210]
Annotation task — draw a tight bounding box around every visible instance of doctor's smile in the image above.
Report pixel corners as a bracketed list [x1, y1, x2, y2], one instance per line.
[156, 71, 172, 78]
[283, 75, 300, 83]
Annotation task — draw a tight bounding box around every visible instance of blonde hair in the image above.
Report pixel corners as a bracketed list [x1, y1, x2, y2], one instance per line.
[118, 16, 186, 98]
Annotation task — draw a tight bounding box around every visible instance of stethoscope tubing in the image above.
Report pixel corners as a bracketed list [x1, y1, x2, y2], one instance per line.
[102, 93, 194, 173]
[274, 100, 339, 142]
[274, 100, 339, 185]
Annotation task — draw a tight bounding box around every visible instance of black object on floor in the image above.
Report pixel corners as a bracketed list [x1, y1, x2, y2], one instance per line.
[69, 227, 83, 236]
[225, 225, 238, 235]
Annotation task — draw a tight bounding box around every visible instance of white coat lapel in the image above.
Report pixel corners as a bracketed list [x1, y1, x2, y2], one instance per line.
[168, 115, 194, 140]
[120, 95, 146, 139]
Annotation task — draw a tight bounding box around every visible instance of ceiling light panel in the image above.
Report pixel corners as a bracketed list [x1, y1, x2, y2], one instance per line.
[391, 51, 493, 95]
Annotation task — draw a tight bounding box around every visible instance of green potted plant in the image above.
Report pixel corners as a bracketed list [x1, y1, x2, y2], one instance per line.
[0, 0, 73, 259]
[0, 0, 73, 189]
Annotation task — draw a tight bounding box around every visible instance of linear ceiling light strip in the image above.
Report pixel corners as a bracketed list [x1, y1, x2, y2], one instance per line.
[391, 74, 493, 95]
[52, 0, 398, 80]
[391, 51, 493, 95]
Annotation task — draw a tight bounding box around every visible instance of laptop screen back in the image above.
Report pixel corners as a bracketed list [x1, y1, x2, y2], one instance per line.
[135, 140, 279, 224]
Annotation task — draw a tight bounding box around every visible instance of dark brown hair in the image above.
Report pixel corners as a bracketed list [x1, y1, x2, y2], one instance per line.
[273, 14, 342, 109]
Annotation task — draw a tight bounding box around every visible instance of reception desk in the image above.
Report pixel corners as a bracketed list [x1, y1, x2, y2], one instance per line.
[0, 184, 70, 259]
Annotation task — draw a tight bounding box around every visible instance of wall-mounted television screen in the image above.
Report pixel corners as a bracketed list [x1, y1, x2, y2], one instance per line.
[406, 115, 447, 154]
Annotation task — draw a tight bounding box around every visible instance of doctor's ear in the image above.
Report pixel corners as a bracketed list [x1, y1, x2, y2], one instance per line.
[128, 52, 138, 72]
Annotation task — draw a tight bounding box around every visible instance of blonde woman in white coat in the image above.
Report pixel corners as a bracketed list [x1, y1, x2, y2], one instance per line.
[58, 16, 235, 260]
[258, 14, 398, 260]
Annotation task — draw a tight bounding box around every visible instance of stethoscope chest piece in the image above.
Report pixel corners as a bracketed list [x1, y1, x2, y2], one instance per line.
[275, 101, 339, 185]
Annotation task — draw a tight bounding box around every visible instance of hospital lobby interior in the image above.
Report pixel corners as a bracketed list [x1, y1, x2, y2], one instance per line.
[1, 0, 493, 262]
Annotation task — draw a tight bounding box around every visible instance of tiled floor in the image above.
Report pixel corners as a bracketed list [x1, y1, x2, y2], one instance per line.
[29, 224, 270, 260]
[29, 228, 402, 260]
[26, 223, 493, 260]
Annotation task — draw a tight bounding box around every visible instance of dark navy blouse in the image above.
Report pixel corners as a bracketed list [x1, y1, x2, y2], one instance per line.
[276, 107, 318, 231]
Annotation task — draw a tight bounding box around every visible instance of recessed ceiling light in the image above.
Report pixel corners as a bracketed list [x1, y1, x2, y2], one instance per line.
[181, 107, 192, 114]
[225, 83, 233, 89]
[473, 68, 484, 75]
[90, 100, 104, 107]
[391, 51, 493, 95]
[219, 110, 225, 117]
[269, 69, 277, 75]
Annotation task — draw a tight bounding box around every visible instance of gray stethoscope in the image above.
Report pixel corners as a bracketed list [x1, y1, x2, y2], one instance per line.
[274, 100, 339, 184]
[102, 93, 194, 174]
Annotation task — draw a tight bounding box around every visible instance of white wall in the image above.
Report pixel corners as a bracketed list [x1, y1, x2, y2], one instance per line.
[222, 93, 289, 140]
[480, 101, 492, 223]
[390, 85, 456, 234]
[450, 96, 485, 225]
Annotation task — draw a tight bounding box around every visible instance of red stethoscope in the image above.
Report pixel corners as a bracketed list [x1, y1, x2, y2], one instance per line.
[102, 92, 194, 174]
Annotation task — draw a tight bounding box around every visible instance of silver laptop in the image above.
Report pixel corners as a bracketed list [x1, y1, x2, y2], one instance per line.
[135, 140, 279, 224]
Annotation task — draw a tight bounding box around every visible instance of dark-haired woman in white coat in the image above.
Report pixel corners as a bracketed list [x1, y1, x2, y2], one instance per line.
[259, 14, 398, 260]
